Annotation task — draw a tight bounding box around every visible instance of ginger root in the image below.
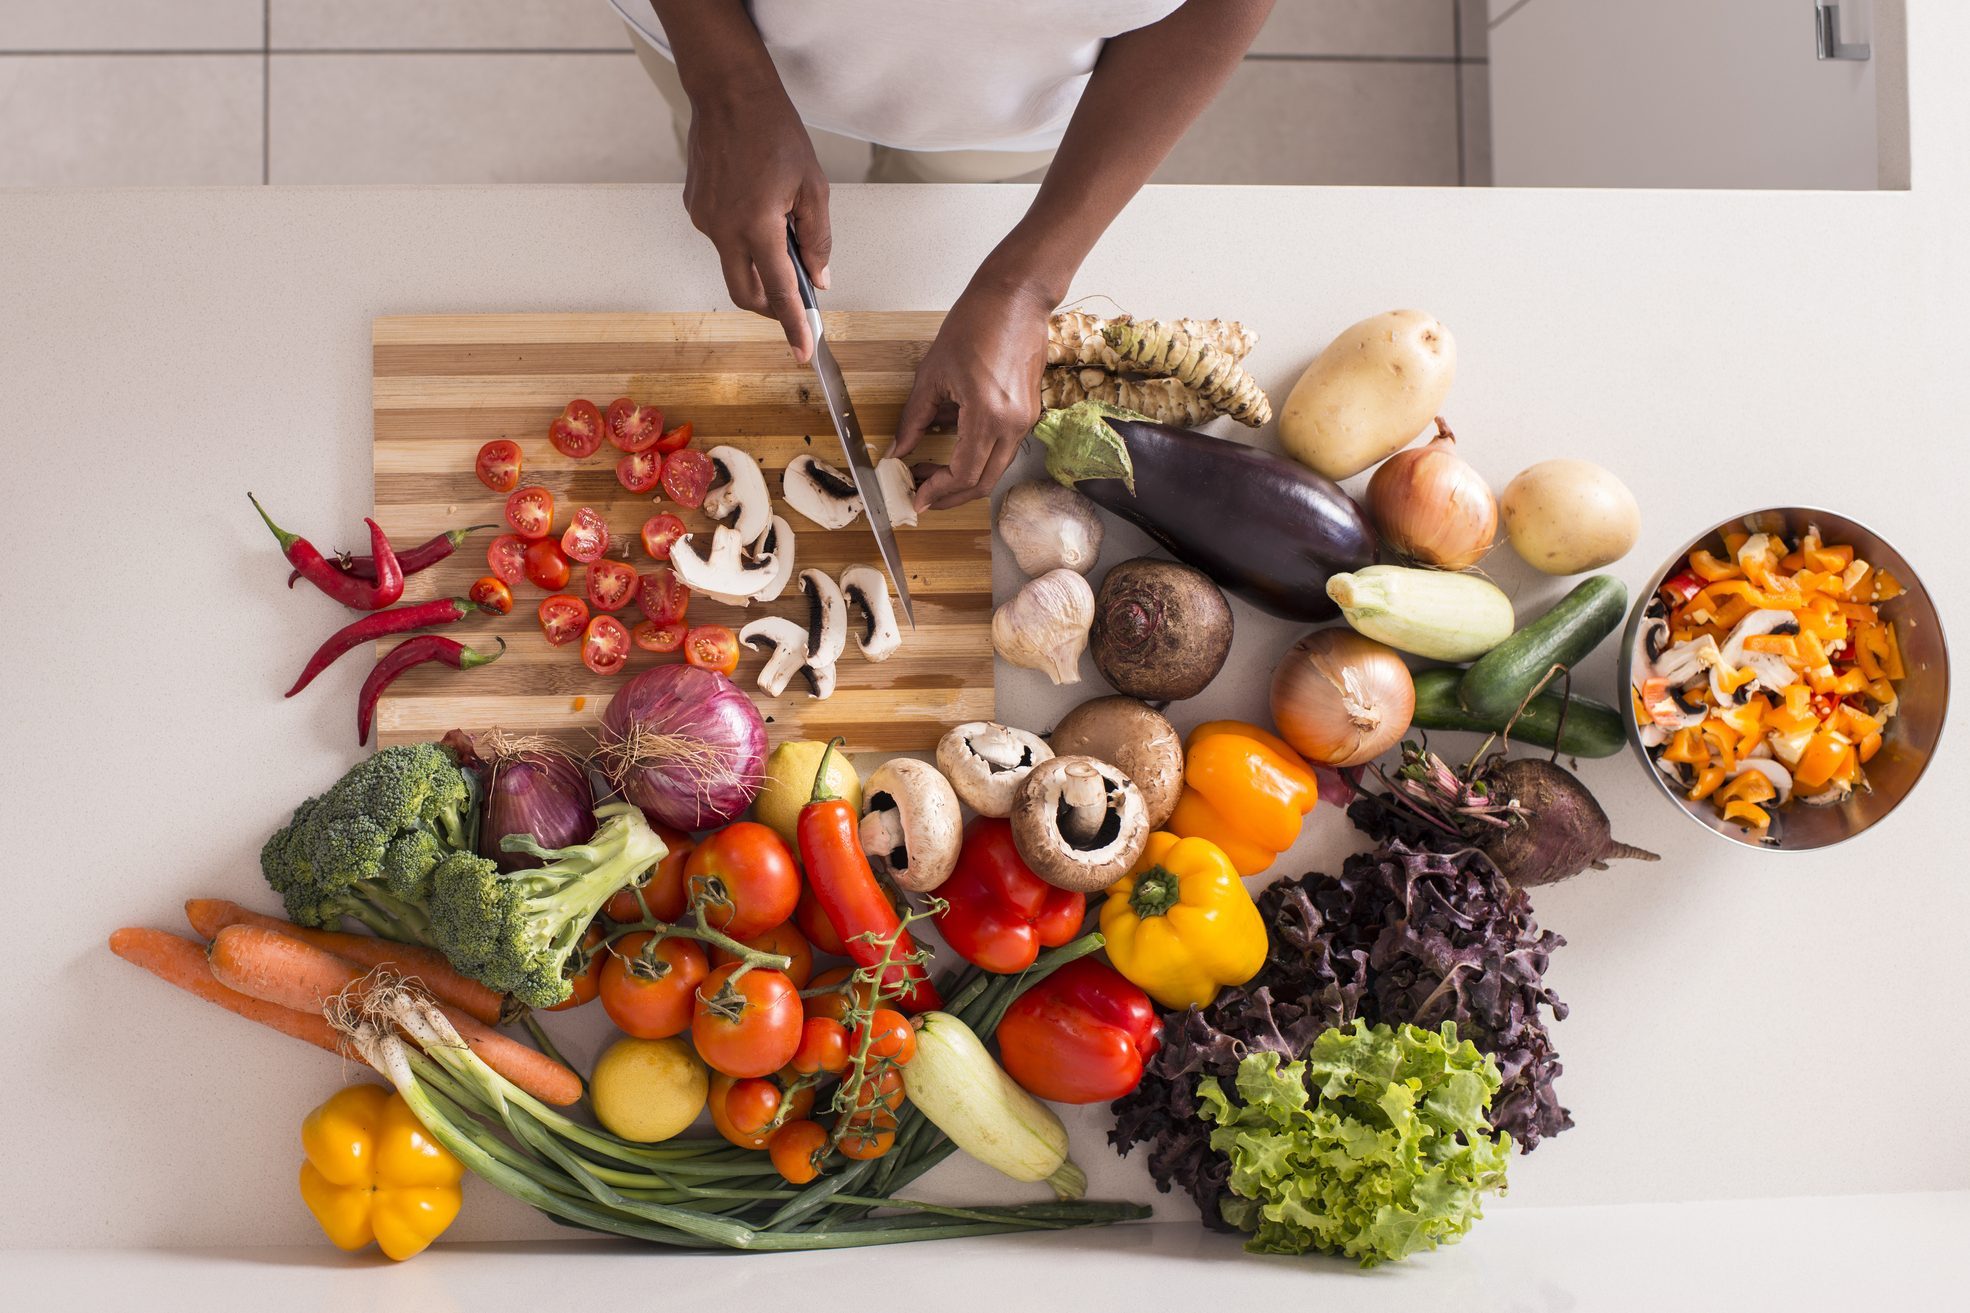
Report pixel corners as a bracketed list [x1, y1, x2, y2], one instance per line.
[1046, 311, 1258, 371]
[1040, 368, 1219, 428]
[1099, 319, 1272, 427]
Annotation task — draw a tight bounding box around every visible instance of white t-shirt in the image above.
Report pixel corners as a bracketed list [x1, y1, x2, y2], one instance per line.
[609, 0, 1186, 152]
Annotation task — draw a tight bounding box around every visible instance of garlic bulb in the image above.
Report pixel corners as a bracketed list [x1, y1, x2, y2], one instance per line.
[992, 568, 1095, 684]
[995, 480, 1105, 577]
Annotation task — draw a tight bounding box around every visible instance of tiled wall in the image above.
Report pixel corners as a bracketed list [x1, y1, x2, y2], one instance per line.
[0, 1, 1491, 187]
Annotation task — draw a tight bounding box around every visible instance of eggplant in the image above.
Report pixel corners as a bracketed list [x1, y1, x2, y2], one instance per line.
[1029, 403, 1376, 622]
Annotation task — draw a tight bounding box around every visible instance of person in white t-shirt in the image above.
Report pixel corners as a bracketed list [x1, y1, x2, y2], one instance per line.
[615, 0, 1276, 509]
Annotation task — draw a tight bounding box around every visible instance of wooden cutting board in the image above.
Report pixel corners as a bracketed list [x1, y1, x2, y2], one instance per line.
[370, 311, 993, 752]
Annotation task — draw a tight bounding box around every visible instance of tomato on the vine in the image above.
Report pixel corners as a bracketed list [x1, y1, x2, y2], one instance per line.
[636, 566, 690, 626]
[722, 1077, 783, 1135]
[851, 1009, 917, 1066]
[606, 397, 664, 452]
[684, 623, 740, 675]
[691, 963, 802, 1078]
[585, 559, 639, 613]
[544, 921, 606, 1012]
[475, 439, 522, 492]
[599, 932, 707, 1039]
[603, 825, 694, 924]
[468, 575, 513, 615]
[803, 965, 874, 1026]
[641, 513, 687, 560]
[685, 822, 800, 939]
[505, 486, 555, 539]
[795, 885, 848, 956]
[715, 1077, 814, 1152]
[561, 506, 608, 563]
[660, 449, 714, 507]
[617, 448, 662, 494]
[523, 537, 571, 590]
[836, 1111, 897, 1161]
[848, 1067, 905, 1114]
[537, 594, 589, 646]
[653, 420, 694, 455]
[548, 399, 603, 459]
[487, 533, 528, 585]
[791, 1017, 850, 1075]
[768, 1119, 828, 1183]
[710, 921, 813, 989]
[582, 614, 630, 676]
[633, 619, 688, 653]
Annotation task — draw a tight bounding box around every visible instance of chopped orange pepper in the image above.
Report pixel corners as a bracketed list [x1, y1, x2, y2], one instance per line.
[1689, 549, 1741, 582]
[1794, 730, 1852, 790]
[1744, 634, 1799, 659]
[1881, 622, 1906, 680]
[1663, 726, 1709, 766]
[1722, 530, 1751, 557]
[1830, 669, 1869, 697]
[1718, 772, 1776, 806]
[1722, 800, 1771, 829]
[1858, 731, 1883, 763]
[1700, 721, 1740, 771]
[1688, 765, 1728, 801]
[1873, 569, 1905, 601]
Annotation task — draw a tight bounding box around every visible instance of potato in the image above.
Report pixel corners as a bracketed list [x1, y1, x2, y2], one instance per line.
[1500, 459, 1641, 574]
[1279, 310, 1456, 480]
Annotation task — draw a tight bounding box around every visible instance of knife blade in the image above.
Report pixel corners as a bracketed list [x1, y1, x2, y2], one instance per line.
[785, 222, 916, 629]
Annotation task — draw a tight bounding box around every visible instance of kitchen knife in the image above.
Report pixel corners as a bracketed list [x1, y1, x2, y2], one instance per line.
[785, 222, 916, 629]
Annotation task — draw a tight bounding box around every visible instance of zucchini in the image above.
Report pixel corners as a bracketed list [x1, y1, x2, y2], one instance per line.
[900, 1012, 1087, 1200]
[1411, 667, 1625, 758]
[1458, 575, 1628, 721]
[1326, 565, 1515, 662]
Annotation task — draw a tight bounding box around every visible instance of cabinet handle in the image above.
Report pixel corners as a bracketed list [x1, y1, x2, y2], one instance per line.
[1815, 3, 1871, 61]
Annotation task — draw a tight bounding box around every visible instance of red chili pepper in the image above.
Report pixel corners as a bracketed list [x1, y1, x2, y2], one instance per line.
[794, 740, 939, 1013]
[250, 494, 404, 611]
[357, 635, 505, 746]
[932, 817, 1084, 974]
[286, 596, 482, 698]
[286, 524, 497, 589]
[995, 958, 1161, 1104]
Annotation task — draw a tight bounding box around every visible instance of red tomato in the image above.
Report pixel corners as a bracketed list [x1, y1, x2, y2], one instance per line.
[684, 624, 740, 675]
[604, 826, 694, 924]
[538, 594, 589, 646]
[836, 1111, 897, 1161]
[633, 620, 688, 653]
[606, 397, 664, 452]
[641, 513, 687, 560]
[723, 1077, 782, 1135]
[685, 822, 801, 939]
[654, 420, 695, 455]
[691, 963, 802, 1078]
[600, 933, 708, 1039]
[714, 1075, 814, 1151]
[710, 921, 814, 989]
[475, 439, 522, 492]
[544, 922, 606, 1012]
[561, 506, 609, 563]
[794, 885, 848, 957]
[548, 399, 603, 459]
[768, 1119, 828, 1183]
[523, 537, 571, 591]
[582, 614, 630, 676]
[586, 559, 639, 613]
[802, 966, 874, 1026]
[660, 449, 714, 507]
[468, 576, 513, 616]
[505, 486, 555, 540]
[486, 533, 528, 585]
[636, 566, 691, 626]
[848, 1067, 905, 1113]
[617, 448, 663, 494]
[791, 1017, 851, 1075]
[851, 1009, 917, 1066]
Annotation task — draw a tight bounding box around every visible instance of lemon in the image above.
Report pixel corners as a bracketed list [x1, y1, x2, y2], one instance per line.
[590, 1037, 708, 1143]
[753, 739, 861, 846]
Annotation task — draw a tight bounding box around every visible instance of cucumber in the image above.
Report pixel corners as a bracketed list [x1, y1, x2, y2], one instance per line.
[1458, 575, 1628, 722]
[1412, 667, 1626, 758]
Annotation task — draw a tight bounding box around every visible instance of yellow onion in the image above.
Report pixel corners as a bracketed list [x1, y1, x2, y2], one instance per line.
[1366, 418, 1497, 570]
[1269, 629, 1414, 767]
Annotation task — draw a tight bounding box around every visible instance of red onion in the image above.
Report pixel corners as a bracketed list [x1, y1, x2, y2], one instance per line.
[597, 665, 765, 831]
[475, 732, 595, 872]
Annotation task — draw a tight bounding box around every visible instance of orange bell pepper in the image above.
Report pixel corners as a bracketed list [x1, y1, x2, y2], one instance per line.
[1688, 765, 1728, 801]
[1165, 721, 1317, 877]
[1662, 726, 1709, 766]
[1722, 799, 1771, 829]
[1689, 549, 1740, 582]
[1793, 729, 1853, 790]
[1873, 568, 1905, 601]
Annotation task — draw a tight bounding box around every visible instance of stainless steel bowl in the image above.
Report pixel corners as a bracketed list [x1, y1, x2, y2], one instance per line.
[1620, 507, 1947, 850]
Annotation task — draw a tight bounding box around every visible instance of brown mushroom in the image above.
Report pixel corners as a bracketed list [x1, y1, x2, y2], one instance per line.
[1010, 755, 1149, 893]
[858, 758, 963, 893]
[936, 722, 1054, 818]
[1048, 696, 1184, 829]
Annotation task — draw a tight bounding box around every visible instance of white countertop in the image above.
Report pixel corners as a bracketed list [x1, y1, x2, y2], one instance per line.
[3, 0, 1967, 1297]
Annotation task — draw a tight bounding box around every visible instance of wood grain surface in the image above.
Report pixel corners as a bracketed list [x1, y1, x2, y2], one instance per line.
[371, 311, 992, 752]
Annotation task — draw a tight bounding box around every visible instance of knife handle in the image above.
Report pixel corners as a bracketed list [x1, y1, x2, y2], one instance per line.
[785, 221, 824, 347]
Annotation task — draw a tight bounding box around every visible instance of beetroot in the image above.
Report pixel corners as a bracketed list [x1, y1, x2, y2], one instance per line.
[1478, 758, 1658, 887]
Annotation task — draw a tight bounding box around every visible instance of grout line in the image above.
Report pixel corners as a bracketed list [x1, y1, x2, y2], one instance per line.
[1490, 0, 1535, 28]
[1453, 0, 1467, 187]
[261, 0, 270, 186]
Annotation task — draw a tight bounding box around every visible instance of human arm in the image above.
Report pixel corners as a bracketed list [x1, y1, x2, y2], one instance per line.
[895, 0, 1276, 510]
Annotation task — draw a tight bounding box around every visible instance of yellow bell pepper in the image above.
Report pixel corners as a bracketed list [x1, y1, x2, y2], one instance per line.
[1101, 831, 1267, 1010]
[1164, 721, 1317, 877]
[300, 1083, 463, 1261]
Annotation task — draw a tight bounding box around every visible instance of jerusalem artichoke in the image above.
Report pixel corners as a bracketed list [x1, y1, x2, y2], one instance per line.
[1046, 311, 1257, 371]
[1041, 368, 1219, 428]
[1100, 320, 1273, 427]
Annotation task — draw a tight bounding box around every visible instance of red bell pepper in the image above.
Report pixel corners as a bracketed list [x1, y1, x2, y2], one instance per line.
[932, 818, 1084, 974]
[996, 958, 1161, 1104]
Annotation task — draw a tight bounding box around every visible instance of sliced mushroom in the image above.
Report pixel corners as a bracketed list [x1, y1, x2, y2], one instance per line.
[876, 456, 918, 528]
[1048, 696, 1183, 829]
[670, 525, 781, 606]
[784, 453, 863, 530]
[746, 516, 796, 603]
[799, 568, 847, 698]
[936, 722, 1053, 818]
[858, 758, 963, 892]
[739, 616, 811, 698]
[703, 445, 771, 543]
[840, 564, 900, 662]
[1010, 755, 1149, 893]
[1708, 608, 1801, 703]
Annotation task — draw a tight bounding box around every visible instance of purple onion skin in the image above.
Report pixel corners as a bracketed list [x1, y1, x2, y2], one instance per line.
[600, 665, 766, 831]
[481, 753, 595, 872]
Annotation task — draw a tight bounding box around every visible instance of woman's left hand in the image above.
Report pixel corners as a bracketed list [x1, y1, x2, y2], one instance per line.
[891, 277, 1051, 511]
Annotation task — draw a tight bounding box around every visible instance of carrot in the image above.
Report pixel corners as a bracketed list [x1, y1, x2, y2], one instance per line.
[207, 925, 581, 1107]
[108, 927, 364, 1067]
[184, 897, 507, 1026]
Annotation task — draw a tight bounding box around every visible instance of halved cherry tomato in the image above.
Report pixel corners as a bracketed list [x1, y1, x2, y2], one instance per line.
[617, 448, 663, 494]
[654, 420, 695, 455]
[604, 826, 694, 924]
[523, 537, 571, 591]
[768, 1119, 828, 1182]
[487, 533, 528, 585]
[606, 397, 664, 452]
[600, 933, 707, 1040]
[710, 921, 814, 989]
[795, 885, 848, 957]
[684, 623, 740, 675]
[836, 1111, 897, 1160]
[475, 438, 522, 492]
[505, 486, 555, 539]
[851, 1009, 917, 1066]
[714, 1076, 815, 1151]
[723, 1077, 782, 1135]
[582, 614, 630, 676]
[791, 1017, 850, 1075]
[685, 822, 801, 939]
[637, 566, 691, 626]
[691, 963, 802, 1078]
[468, 576, 513, 616]
[641, 513, 687, 560]
[586, 559, 639, 613]
[548, 399, 603, 459]
[562, 506, 609, 563]
[545, 921, 606, 1012]
[538, 594, 589, 646]
[660, 449, 714, 507]
[633, 619, 688, 653]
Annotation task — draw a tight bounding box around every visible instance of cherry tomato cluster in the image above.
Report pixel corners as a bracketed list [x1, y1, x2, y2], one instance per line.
[467, 398, 736, 677]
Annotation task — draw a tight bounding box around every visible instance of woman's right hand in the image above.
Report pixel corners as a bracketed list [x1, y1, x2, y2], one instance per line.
[681, 81, 831, 362]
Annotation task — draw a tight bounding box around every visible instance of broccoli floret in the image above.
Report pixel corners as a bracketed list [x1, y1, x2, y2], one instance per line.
[260, 742, 481, 943]
[428, 801, 667, 1009]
